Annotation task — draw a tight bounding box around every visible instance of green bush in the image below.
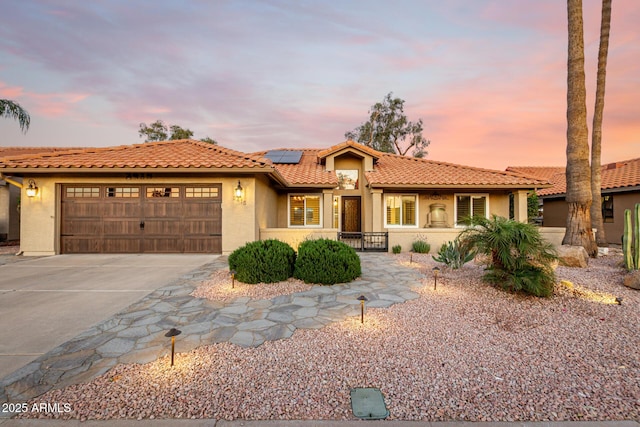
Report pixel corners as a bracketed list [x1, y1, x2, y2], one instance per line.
[411, 239, 431, 254]
[294, 239, 361, 285]
[433, 238, 475, 269]
[228, 239, 296, 284]
[392, 244, 402, 254]
[459, 215, 557, 297]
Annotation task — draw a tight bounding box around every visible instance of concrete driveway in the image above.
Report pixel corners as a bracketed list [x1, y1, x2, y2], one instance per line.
[0, 254, 217, 379]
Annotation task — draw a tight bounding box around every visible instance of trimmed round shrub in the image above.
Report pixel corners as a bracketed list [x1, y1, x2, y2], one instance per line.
[294, 239, 361, 285]
[228, 239, 296, 284]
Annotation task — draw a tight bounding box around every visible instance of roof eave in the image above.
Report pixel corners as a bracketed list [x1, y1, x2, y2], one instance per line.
[369, 183, 550, 190]
[0, 166, 278, 175]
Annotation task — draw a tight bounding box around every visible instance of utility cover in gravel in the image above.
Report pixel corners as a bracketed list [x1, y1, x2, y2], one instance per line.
[351, 387, 389, 419]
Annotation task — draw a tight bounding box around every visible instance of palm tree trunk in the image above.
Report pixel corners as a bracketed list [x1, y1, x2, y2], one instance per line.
[590, 0, 612, 248]
[563, 0, 597, 257]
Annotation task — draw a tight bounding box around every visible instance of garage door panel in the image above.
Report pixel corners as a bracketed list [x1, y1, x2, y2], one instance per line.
[185, 219, 219, 235]
[103, 219, 142, 235]
[183, 237, 221, 253]
[103, 237, 142, 253]
[143, 219, 182, 235]
[62, 201, 104, 217]
[61, 218, 101, 235]
[62, 237, 101, 253]
[143, 202, 181, 217]
[103, 202, 142, 218]
[143, 238, 181, 253]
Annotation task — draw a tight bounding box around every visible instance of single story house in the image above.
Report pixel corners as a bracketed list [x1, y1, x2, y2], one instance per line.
[508, 157, 640, 245]
[0, 139, 555, 256]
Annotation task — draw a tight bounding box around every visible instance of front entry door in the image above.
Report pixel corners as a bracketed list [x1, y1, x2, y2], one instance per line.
[342, 196, 361, 232]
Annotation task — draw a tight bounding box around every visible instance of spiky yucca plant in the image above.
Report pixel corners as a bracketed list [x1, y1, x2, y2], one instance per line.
[459, 215, 557, 297]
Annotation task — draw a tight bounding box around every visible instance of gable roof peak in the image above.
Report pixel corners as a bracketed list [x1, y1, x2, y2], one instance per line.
[317, 140, 382, 160]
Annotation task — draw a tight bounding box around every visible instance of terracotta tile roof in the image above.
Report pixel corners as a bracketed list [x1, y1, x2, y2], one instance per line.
[508, 158, 640, 197]
[0, 146, 85, 158]
[317, 140, 381, 160]
[367, 153, 550, 188]
[251, 148, 337, 186]
[0, 139, 552, 189]
[0, 140, 271, 170]
[505, 166, 565, 181]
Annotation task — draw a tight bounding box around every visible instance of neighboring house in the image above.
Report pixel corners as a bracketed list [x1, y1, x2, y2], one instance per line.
[0, 139, 551, 256]
[0, 147, 83, 242]
[508, 158, 640, 245]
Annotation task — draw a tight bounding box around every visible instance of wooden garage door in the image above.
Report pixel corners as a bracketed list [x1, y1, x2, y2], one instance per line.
[61, 184, 222, 254]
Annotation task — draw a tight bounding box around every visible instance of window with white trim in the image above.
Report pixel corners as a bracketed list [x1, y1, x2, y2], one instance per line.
[385, 194, 417, 227]
[289, 195, 322, 227]
[455, 194, 488, 226]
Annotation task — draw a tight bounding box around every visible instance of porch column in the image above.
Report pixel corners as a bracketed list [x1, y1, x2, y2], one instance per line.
[322, 189, 334, 228]
[513, 190, 529, 223]
[371, 189, 383, 232]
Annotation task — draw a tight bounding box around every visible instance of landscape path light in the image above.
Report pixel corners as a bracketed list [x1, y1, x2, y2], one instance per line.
[164, 328, 182, 367]
[230, 270, 237, 289]
[432, 266, 440, 290]
[357, 295, 368, 324]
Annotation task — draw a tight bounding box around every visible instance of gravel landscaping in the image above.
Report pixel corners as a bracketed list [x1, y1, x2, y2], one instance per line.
[18, 252, 639, 422]
[191, 269, 313, 302]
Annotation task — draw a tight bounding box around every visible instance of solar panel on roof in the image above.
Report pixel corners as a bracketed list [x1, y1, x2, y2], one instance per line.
[264, 150, 303, 164]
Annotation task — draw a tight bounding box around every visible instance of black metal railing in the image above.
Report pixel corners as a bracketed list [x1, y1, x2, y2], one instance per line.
[337, 232, 388, 252]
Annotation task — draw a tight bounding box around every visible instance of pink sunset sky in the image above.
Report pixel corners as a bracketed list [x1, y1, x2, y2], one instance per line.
[1, 1, 638, 170]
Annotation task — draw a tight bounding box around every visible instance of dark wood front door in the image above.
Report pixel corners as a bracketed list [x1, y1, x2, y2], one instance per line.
[61, 184, 222, 254]
[341, 196, 361, 232]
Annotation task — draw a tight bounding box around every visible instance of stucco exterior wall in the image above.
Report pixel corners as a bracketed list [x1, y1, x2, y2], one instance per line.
[259, 228, 338, 250]
[254, 175, 278, 239]
[387, 228, 461, 253]
[542, 190, 639, 245]
[18, 175, 262, 256]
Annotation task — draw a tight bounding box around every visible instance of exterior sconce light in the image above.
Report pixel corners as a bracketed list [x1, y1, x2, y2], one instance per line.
[25, 179, 38, 198]
[164, 328, 182, 367]
[432, 266, 440, 290]
[230, 270, 237, 289]
[234, 180, 244, 203]
[357, 295, 368, 324]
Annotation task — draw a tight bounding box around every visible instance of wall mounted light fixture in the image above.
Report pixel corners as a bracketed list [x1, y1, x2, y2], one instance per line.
[25, 179, 38, 198]
[234, 180, 245, 203]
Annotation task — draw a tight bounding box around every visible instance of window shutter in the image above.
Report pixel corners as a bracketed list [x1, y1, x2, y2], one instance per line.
[290, 196, 304, 226]
[306, 196, 320, 225]
[457, 195, 471, 224]
[473, 196, 487, 218]
[386, 196, 400, 225]
[402, 196, 416, 225]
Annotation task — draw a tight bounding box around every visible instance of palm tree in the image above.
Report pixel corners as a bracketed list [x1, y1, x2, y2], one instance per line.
[0, 99, 30, 133]
[590, 0, 612, 248]
[563, 0, 597, 256]
[459, 215, 557, 297]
